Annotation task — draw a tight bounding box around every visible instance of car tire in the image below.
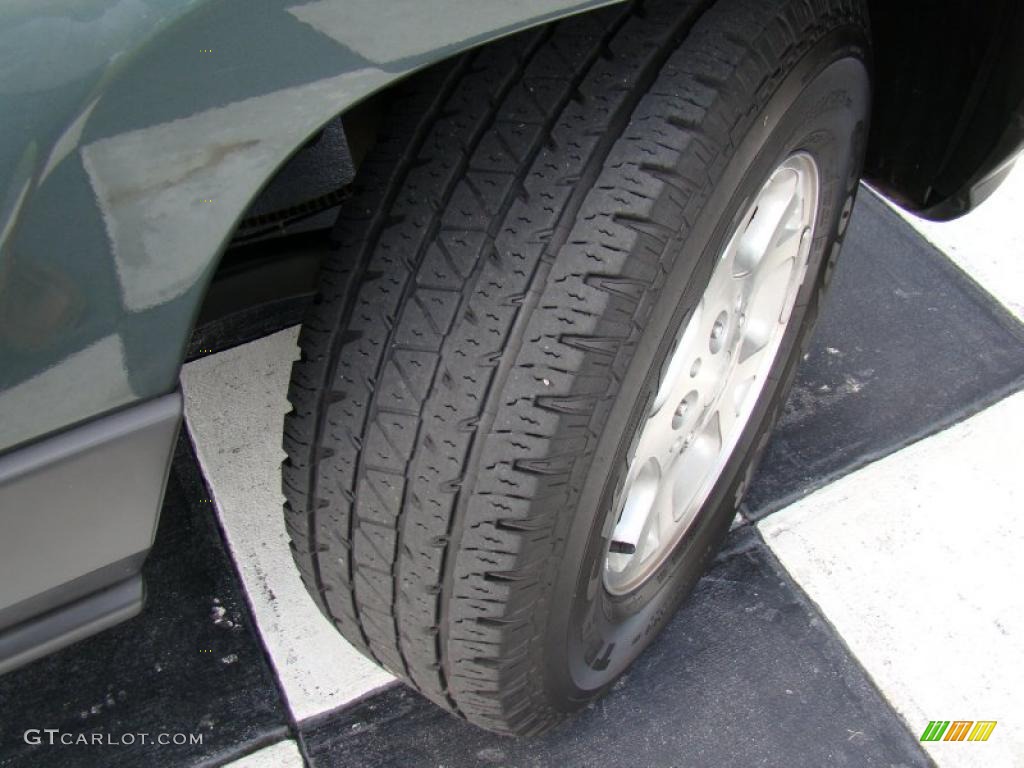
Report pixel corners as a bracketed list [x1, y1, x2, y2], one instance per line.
[283, 0, 870, 735]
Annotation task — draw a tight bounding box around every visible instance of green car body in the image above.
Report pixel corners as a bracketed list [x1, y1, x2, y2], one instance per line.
[0, 0, 1022, 673]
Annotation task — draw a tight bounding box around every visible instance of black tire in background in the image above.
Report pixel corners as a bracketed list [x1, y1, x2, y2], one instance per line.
[283, 0, 870, 735]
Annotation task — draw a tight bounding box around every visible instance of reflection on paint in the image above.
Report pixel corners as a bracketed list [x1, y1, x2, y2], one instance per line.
[287, 0, 602, 64]
[81, 67, 389, 313]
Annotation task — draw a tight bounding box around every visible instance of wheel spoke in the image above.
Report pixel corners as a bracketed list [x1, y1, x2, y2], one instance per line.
[737, 170, 801, 275]
[702, 404, 731, 456]
[670, 420, 720, 523]
[631, 412, 676, 474]
[705, 250, 739, 309]
[733, 335, 767, 383]
[758, 198, 803, 276]
[631, 484, 667, 563]
[725, 347, 762, 425]
[764, 256, 796, 320]
[653, 479, 679, 541]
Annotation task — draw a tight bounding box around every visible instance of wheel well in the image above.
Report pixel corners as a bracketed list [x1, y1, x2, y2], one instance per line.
[865, 0, 1024, 216]
[187, 90, 390, 358]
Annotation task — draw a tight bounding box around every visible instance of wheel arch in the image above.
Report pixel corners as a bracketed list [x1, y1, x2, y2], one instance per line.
[0, 0, 623, 453]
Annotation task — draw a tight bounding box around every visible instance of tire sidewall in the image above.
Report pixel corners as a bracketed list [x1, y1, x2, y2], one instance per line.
[545, 27, 872, 705]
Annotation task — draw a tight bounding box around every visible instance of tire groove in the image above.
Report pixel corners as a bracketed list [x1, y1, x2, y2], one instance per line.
[360, 28, 555, 703]
[293, 56, 474, 662]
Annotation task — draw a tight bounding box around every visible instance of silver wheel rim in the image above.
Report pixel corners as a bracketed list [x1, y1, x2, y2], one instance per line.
[604, 152, 820, 595]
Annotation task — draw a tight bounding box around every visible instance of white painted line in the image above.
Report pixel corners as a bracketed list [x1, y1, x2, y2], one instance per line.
[182, 328, 394, 722]
[760, 391, 1024, 768]
[222, 739, 305, 768]
[881, 159, 1024, 322]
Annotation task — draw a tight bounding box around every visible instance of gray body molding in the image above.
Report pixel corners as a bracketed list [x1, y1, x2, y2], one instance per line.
[0, 393, 181, 674]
